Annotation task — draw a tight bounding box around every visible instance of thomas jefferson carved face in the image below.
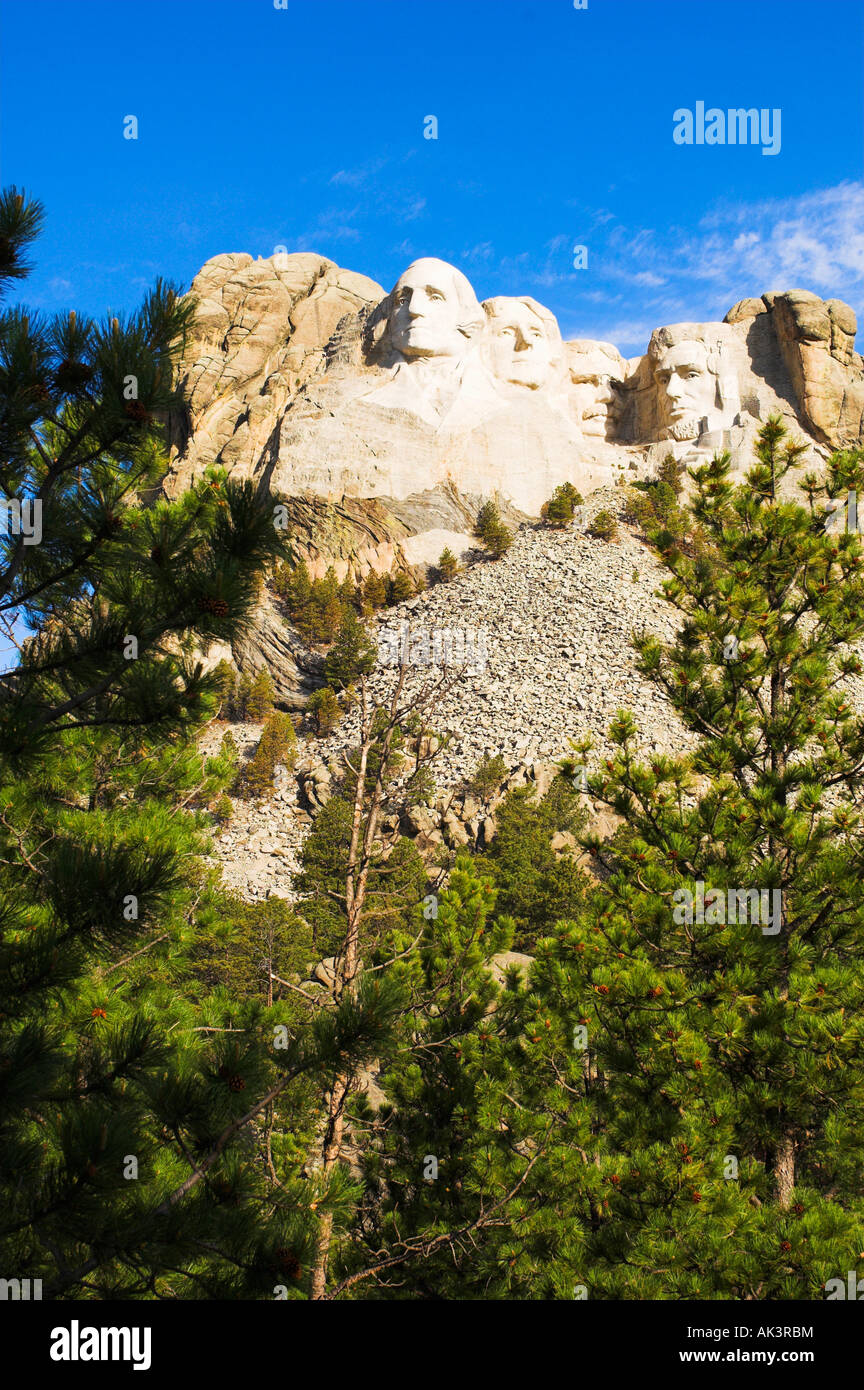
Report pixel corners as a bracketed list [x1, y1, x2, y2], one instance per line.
[482, 297, 560, 391]
[388, 259, 483, 361]
[653, 341, 719, 441]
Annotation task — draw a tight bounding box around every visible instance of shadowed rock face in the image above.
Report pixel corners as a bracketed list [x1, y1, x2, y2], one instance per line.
[165, 251, 863, 577]
[164, 250, 385, 497]
[758, 290, 864, 449]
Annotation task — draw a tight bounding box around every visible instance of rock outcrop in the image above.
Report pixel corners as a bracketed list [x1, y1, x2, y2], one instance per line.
[166, 252, 862, 543]
[165, 251, 862, 705]
[165, 250, 384, 496]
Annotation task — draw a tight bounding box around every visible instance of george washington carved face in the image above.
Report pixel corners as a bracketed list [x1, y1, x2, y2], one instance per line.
[386, 258, 484, 361]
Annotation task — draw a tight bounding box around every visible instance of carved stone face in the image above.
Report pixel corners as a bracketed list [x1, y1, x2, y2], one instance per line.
[483, 298, 557, 390]
[578, 377, 622, 436]
[567, 343, 625, 439]
[388, 258, 479, 360]
[653, 341, 718, 440]
[569, 373, 624, 438]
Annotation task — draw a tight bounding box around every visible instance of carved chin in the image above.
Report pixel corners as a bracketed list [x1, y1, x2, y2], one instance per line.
[398, 342, 450, 359]
[666, 417, 701, 442]
[394, 331, 459, 359]
[505, 374, 543, 390]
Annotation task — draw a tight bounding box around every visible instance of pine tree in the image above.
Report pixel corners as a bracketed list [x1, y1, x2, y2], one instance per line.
[233, 670, 253, 719]
[313, 567, 345, 643]
[542, 481, 583, 528]
[474, 500, 513, 559]
[363, 570, 388, 611]
[589, 508, 618, 541]
[387, 571, 414, 605]
[246, 667, 275, 721]
[475, 776, 587, 949]
[324, 607, 377, 691]
[464, 751, 507, 803]
[274, 557, 312, 613]
[236, 710, 297, 798]
[549, 418, 864, 1297]
[340, 855, 592, 1300]
[307, 685, 341, 735]
[436, 547, 458, 582]
[0, 188, 388, 1299]
[211, 658, 237, 718]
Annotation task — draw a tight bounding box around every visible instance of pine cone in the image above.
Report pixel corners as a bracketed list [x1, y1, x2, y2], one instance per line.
[198, 596, 229, 618]
[54, 359, 94, 394]
[123, 399, 150, 423]
[274, 1248, 302, 1279]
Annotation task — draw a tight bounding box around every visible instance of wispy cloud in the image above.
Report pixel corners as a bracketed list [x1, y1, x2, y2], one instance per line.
[680, 181, 864, 294]
[272, 180, 864, 358]
[329, 158, 388, 189]
[584, 181, 864, 349]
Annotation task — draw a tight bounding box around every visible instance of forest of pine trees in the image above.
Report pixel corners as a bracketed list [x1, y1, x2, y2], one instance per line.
[3, 185, 864, 1309]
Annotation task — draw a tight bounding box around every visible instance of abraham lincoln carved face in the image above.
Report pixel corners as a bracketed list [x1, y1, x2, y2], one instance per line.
[652, 340, 721, 441]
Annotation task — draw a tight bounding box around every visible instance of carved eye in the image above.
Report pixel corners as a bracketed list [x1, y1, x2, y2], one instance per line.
[428, 292, 444, 302]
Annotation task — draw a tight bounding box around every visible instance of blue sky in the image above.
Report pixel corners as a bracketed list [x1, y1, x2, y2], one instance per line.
[1, 0, 862, 355]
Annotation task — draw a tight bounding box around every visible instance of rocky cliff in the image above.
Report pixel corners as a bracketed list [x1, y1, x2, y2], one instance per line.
[164, 251, 864, 706]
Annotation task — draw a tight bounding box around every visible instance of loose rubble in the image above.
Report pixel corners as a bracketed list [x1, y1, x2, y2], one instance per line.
[201, 503, 695, 902]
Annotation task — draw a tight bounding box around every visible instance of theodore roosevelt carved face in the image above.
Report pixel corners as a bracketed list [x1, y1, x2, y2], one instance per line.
[567, 342, 626, 440]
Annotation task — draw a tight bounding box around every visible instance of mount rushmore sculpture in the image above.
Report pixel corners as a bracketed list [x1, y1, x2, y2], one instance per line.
[165, 250, 864, 577]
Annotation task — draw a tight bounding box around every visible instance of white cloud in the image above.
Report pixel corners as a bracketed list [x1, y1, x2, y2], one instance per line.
[565, 182, 864, 352]
[676, 182, 864, 306]
[329, 158, 388, 189]
[632, 270, 667, 288]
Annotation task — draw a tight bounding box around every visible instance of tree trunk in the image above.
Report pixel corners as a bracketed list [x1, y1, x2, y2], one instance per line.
[309, 677, 394, 1299]
[309, 1075, 350, 1299]
[774, 1131, 795, 1208]
[307, 667, 444, 1299]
